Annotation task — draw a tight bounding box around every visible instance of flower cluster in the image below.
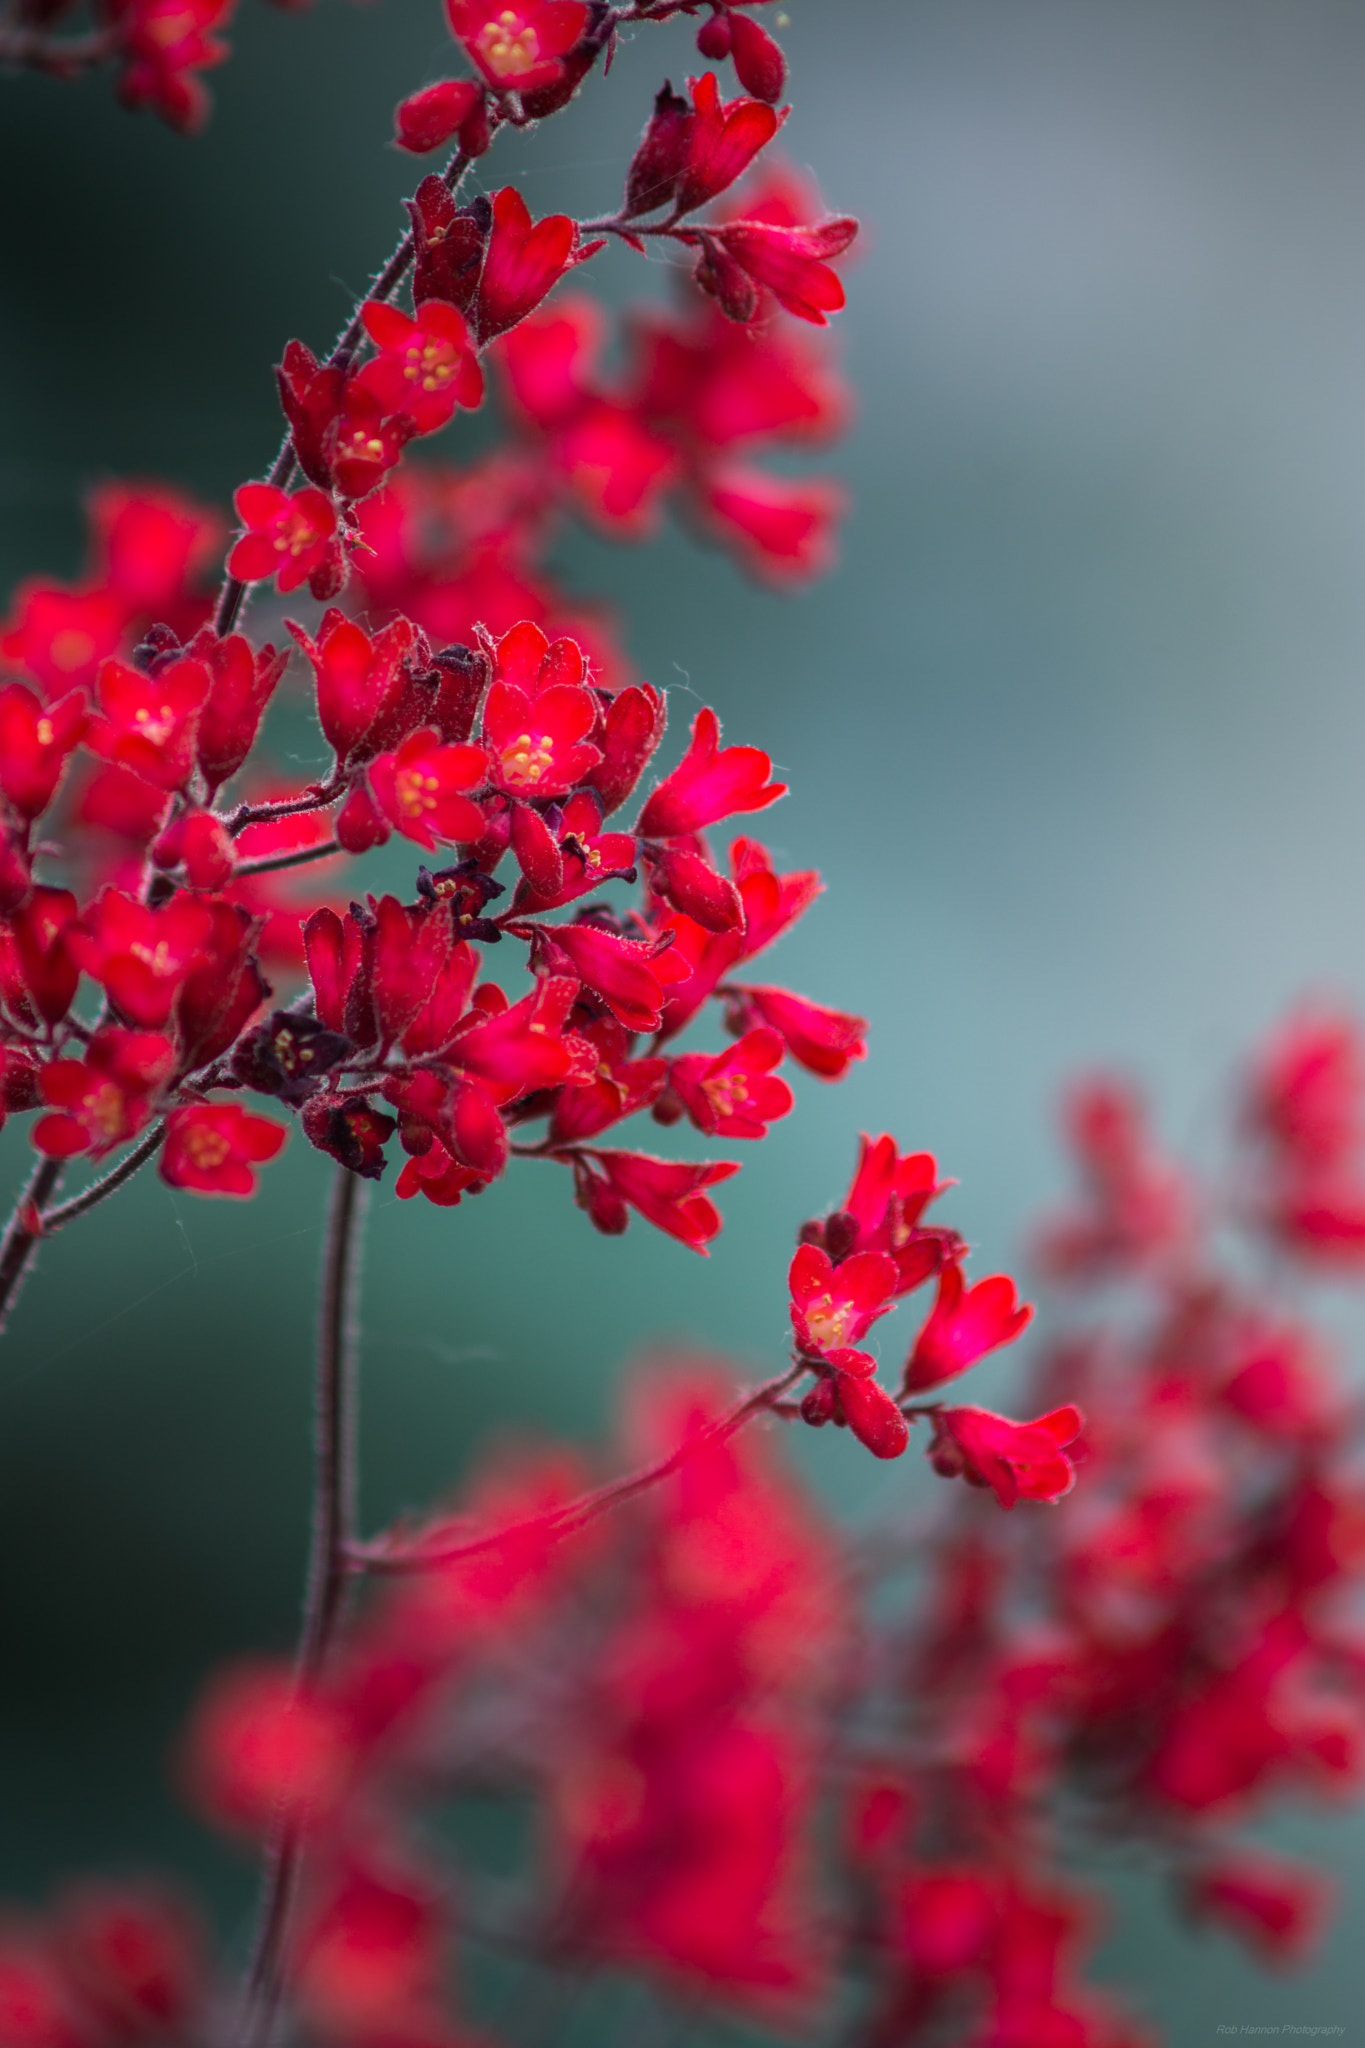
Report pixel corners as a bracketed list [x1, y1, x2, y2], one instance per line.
[8, 1013, 1365, 2047]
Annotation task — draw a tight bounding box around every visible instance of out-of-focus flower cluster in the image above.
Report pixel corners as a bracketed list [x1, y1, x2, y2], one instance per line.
[6, 1016, 1365, 2046]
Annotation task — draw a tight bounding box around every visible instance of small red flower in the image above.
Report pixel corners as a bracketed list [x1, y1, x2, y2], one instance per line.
[802, 1353, 911, 1460]
[355, 299, 484, 433]
[0, 684, 87, 821]
[1186, 1850, 1332, 1965]
[903, 1264, 1033, 1394]
[471, 187, 593, 345]
[190, 627, 288, 793]
[700, 465, 846, 582]
[393, 77, 484, 155]
[0, 581, 123, 695]
[227, 484, 339, 596]
[329, 384, 417, 502]
[11, 886, 80, 1025]
[646, 841, 743, 933]
[675, 72, 785, 217]
[92, 654, 210, 792]
[161, 1102, 287, 1197]
[33, 1028, 176, 1159]
[637, 706, 785, 839]
[395, 1138, 485, 1206]
[702, 217, 858, 326]
[927, 1404, 1084, 1510]
[483, 674, 601, 799]
[181, 1659, 354, 1835]
[445, 0, 588, 95]
[367, 729, 488, 850]
[66, 889, 215, 1029]
[534, 919, 676, 1034]
[577, 1148, 739, 1253]
[287, 608, 418, 763]
[450, 975, 591, 1101]
[735, 984, 867, 1080]
[670, 1027, 793, 1139]
[788, 1240, 898, 1356]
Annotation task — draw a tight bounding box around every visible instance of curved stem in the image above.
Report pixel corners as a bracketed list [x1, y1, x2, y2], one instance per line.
[37, 1123, 166, 1234]
[349, 1363, 803, 1577]
[0, 1153, 64, 1338]
[236, 1164, 366, 2048]
[212, 146, 475, 641]
[232, 837, 342, 880]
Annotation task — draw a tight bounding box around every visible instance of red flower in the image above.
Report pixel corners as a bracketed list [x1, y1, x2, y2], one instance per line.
[927, 1405, 1084, 1510]
[0, 581, 122, 695]
[788, 1241, 898, 1357]
[329, 384, 417, 501]
[450, 975, 591, 1100]
[287, 608, 418, 763]
[367, 729, 488, 850]
[116, 0, 235, 136]
[731, 836, 821, 959]
[589, 683, 666, 816]
[551, 1051, 667, 1145]
[0, 684, 87, 820]
[735, 984, 867, 1080]
[306, 897, 447, 1054]
[471, 187, 592, 345]
[92, 654, 209, 792]
[395, 1138, 484, 1206]
[483, 673, 601, 799]
[181, 1659, 354, 1834]
[1186, 1850, 1332, 1965]
[189, 627, 288, 793]
[700, 464, 846, 582]
[445, 0, 589, 96]
[577, 1149, 739, 1253]
[66, 890, 215, 1029]
[227, 484, 339, 596]
[33, 1028, 175, 1159]
[675, 72, 785, 217]
[161, 1103, 287, 1197]
[88, 480, 223, 619]
[534, 920, 676, 1034]
[1245, 1009, 1365, 1168]
[10, 887, 80, 1025]
[393, 77, 484, 155]
[702, 217, 858, 326]
[646, 841, 743, 933]
[637, 706, 785, 838]
[903, 1264, 1033, 1393]
[355, 299, 484, 433]
[670, 1027, 793, 1138]
[801, 1352, 911, 1460]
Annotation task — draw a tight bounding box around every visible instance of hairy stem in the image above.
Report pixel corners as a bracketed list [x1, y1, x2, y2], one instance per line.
[236, 1163, 366, 2048]
[37, 1123, 166, 1234]
[349, 1363, 803, 1577]
[212, 146, 475, 640]
[232, 837, 343, 879]
[0, 1153, 64, 1338]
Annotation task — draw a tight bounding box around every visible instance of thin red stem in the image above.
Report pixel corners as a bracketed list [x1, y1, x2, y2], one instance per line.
[348, 1363, 803, 1577]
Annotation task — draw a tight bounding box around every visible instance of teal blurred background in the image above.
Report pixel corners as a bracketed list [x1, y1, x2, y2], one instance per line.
[5, 0, 1365, 2037]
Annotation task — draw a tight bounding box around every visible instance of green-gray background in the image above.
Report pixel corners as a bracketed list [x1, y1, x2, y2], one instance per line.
[4, 1, 1365, 2039]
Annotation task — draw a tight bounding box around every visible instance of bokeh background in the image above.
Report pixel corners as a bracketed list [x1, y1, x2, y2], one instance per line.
[5, 0, 1365, 2038]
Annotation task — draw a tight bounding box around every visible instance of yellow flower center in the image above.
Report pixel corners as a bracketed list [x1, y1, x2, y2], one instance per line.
[183, 1127, 231, 1171]
[499, 731, 555, 790]
[802, 1291, 852, 1351]
[477, 10, 541, 77]
[395, 767, 440, 817]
